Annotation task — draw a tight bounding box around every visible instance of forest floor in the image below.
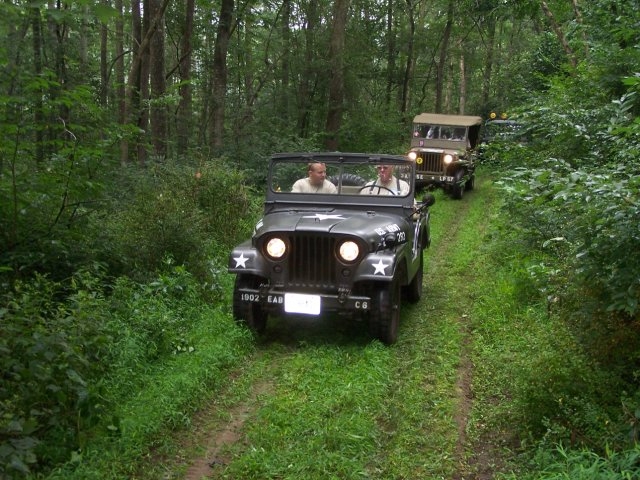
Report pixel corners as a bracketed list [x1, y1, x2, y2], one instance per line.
[151, 177, 517, 480]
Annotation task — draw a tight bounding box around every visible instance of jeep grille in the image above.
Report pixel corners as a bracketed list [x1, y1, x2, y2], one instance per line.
[288, 234, 338, 288]
[416, 152, 443, 173]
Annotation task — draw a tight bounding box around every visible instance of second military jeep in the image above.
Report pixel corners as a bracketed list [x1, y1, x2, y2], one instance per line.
[228, 152, 435, 344]
[408, 113, 483, 199]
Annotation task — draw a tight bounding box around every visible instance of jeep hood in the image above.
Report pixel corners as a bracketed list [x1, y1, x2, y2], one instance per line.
[255, 208, 408, 242]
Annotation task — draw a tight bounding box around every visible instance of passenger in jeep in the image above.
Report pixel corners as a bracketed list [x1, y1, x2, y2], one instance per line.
[360, 165, 410, 196]
[291, 162, 337, 193]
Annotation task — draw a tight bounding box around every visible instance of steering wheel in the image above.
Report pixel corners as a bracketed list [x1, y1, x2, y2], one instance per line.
[358, 184, 396, 195]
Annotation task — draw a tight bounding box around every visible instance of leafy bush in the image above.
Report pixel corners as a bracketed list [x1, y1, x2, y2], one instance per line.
[92, 158, 259, 282]
[499, 160, 640, 318]
[0, 269, 112, 477]
[0, 260, 236, 479]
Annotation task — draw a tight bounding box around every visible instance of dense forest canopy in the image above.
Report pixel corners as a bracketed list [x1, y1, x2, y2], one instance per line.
[1, 0, 640, 478]
[2, 0, 573, 166]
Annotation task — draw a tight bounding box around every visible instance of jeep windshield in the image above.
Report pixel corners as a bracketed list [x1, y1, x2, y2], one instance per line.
[268, 153, 414, 199]
[412, 124, 467, 142]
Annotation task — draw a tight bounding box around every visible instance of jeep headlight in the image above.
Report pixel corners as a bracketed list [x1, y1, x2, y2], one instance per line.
[338, 240, 360, 263]
[407, 151, 417, 161]
[443, 153, 454, 164]
[265, 237, 287, 259]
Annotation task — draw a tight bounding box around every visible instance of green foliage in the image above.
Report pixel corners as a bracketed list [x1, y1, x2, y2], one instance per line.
[499, 159, 640, 317]
[0, 269, 112, 477]
[524, 443, 640, 480]
[90, 158, 259, 282]
[0, 261, 247, 479]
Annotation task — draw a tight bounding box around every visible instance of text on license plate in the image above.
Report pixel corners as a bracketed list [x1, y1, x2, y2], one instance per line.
[432, 175, 454, 182]
[284, 293, 321, 315]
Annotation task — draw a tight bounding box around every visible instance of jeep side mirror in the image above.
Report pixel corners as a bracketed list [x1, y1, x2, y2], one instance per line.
[421, 193, 436, 207]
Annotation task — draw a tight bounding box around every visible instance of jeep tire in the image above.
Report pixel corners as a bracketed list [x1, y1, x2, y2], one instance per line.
[465, 174, 475, 191]
[233, 275, 267, 334]
[405, 252, 424, 303]
[451, 170, 466, 200]
[370, 275, 402, 344]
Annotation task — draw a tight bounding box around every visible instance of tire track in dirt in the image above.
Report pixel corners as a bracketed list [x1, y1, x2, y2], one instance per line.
[424, 181, 496, 480]
[425, 195, 475, 479]
[183, 374, 273, 480]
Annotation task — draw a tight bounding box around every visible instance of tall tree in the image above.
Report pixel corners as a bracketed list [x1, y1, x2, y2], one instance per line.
[149, 0, 167, 159]
[435, 0, 454, 113]
[120, 0, 171, 165]
[297, 1, 319, 137]
[324, 0, 350, 150]
[401, 0, 416, 115]
[540, 0, 577, 69]
[209, 0, 234, 149]
[278, 0, 292, 120]
[177, 0, 195, 153]
[30, 6, 44, 163]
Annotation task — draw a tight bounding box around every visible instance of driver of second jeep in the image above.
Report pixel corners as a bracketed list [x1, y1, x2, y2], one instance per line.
[360, 165, 410, 196]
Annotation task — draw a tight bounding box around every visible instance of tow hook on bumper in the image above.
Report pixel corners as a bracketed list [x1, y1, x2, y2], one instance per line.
[338, 287, 350, 304]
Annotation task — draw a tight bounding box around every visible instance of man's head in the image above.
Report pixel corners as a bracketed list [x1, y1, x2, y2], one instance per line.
[307, 162, 327, 186]
[376, 164, 394, 184]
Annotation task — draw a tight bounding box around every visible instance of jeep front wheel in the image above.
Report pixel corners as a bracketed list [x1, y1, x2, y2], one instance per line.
[465, 174, 475, 191]
[370, 275, 402, 345]
[405, 252, 424, 303]
[233, 275, 267, 334]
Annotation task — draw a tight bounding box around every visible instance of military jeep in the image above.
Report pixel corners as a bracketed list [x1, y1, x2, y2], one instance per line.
[408, 113, 483, 199]
[228, 152, 435, 344]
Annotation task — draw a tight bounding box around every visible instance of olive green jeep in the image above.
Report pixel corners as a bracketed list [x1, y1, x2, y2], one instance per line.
[408, 113, 483, 199]
[228, 152, 435, 344]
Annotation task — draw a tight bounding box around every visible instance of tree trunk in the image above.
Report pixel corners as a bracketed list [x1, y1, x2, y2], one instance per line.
[435, 0, 453, 113]
[385, 0, 395, 109]
[209, 0, 234, 149]
[115, 0, 125, 124]
[401, 0, 415, 116]
[278, 0, 291, 120]
[540, 0, 577, 69]
[149, 0, 167, 160]
[119, 0, 170, 165]
[458, 43, 466, 114]
[481, 17, 495, 110]
[100, 12, 108, 106]
[324, 0, 350, 150]
[30, 7, 44, 164]
[297, 1, 318, 137]
[177, 0, 195, 154]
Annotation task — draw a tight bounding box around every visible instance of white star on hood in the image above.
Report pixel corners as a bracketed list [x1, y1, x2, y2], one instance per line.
[372, 259, 388, 275]
[234, 253, 249, 268]
[302, 213, 345, 221]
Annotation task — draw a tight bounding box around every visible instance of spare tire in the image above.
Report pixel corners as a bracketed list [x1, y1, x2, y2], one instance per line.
[328, 173, 366, 187]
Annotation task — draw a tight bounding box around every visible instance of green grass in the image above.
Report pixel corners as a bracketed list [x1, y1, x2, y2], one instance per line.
[39, 170, 638, 479]
[45, 296, 254, 480]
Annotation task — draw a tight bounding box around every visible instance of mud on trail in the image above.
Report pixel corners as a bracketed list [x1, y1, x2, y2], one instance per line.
[167, 177, 503, 480]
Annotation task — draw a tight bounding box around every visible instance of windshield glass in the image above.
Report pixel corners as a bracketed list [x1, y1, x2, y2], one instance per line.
[270, 158, 413, 198]
[413, 124, 467, 142]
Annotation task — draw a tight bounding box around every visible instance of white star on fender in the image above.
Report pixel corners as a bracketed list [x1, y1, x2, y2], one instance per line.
[234, 253, 249, 268]
[372, 259, 388, 275]
[302, 214, 345, 221]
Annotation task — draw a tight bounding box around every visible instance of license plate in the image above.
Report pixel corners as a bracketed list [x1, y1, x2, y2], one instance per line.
[284, 293, 321, 315]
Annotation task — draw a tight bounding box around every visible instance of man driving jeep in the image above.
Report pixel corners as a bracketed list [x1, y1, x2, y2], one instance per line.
[360, 165, 410, 196]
